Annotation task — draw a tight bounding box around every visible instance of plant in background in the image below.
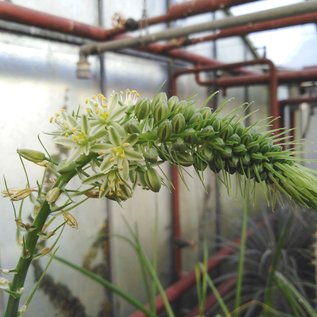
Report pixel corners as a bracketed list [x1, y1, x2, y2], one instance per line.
[204, 207, 317, 317]
[2, 89, 317, 316]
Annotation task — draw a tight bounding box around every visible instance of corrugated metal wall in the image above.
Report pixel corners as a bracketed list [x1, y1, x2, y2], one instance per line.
[0, 1, 272, 317]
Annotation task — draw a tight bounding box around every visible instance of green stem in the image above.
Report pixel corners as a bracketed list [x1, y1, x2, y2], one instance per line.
[4, 155, 93, 317]
[234, 190, 250, 316]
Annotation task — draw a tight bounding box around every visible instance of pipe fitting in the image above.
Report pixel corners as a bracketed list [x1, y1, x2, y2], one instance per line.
[76, 55, 91, 79]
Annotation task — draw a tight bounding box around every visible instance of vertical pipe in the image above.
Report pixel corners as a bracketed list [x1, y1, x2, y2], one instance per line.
[268, 61, 279, 130]
[170, 78, 183, 280]
[209, 11, 222, 267]
[97, 2, 113, 317]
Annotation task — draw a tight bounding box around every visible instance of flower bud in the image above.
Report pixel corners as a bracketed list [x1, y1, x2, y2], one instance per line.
[17, 149, 46, 163]
[219, 146, 232, 159]
[124, 119, 141, 134]
[135, 99, 150, 120]
[172, 138, 187, 152]
[233, 144, 247, 155]
[144, 167, 161, 192]
[199, 107, 212, 120]
[226, 133, 241, 145]
[174, 151, 194, 167]
[193, 155, 207, 171]
[63, 211, 78, 229]
[152, 92, 168, 108]
[157, 120, 172, 141]
[46, 188, 61, 204]
[2, 188, 35, 201]
[212, 117, 221, 131]
[183, 104, 196, 122]
[143, 147, 159, 163]
[168, 96, 179, 111]
[153, 99, 168, 123]
[184, 128, 198, 144]
[172, 113, 186, 134]
[188, 112, 203, 129]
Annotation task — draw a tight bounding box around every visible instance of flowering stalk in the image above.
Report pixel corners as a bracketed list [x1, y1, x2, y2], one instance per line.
[3, 89, 317, 316]
[4, 154, 93, 317]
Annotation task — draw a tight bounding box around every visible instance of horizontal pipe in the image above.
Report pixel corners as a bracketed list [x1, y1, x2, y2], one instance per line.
[161, 11, 317, 51]
[130, 242, 237, 317]
[0, 2, 254, 76]
[189, 69, 317, 87]
[0, 0, 255, 40]
[80, 2, 317, 55]
[147, 0, 253, 25]
[279, 96, 317, 107]
[0, 2, 111, 40]
[185, 276, 237, 317]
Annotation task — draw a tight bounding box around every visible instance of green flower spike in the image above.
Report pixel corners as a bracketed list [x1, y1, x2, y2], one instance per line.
[50, 90, 317, 209]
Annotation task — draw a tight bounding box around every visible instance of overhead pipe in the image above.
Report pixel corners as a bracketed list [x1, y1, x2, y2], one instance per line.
[0, 1, 255, 41]
[157, 11, 317, 52]
[0, 2, 254, 78]
[201, 68, 317, 87]
[145, 0, 254, 25]
[0, 1, 111, 40]
[79, 2, 317, 57]
[171, 59, 279, 129]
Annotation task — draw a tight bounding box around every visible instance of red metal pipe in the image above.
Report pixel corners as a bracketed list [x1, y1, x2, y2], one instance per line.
[147, 0, 253, 25]
[170, 165, 182, 280]
[279, 96, 317, 147]
[173, 59, 279, 129]
[160, 12, 317, 51]
[0, 2, 112, 40]
[130, 241, 238, 317]
[185, 276, 237, 317]
[279, 96, 317, 107]
[0, 1, 254, 41]
[171, 59, 272, 278]
[212, 69, 317, 87]
[130, 219, 268, 317]
[0, 2, 255, 76]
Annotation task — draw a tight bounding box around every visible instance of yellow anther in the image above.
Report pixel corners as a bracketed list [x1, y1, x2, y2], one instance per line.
[123, 143, 130, 147]
[131, 89, 140, 97]
[100, 111, 109, 119]
[49, 117, 53, 123]
[98, 93, 107, 100]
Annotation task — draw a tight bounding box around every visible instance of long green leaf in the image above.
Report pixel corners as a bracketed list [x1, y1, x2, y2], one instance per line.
[274, 271, 317, 317]
[53, 255, 156, 317]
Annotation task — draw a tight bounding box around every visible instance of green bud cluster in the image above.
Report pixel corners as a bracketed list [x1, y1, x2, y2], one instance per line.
[126, 93, 317, 209]
[52, 91, 317, 209]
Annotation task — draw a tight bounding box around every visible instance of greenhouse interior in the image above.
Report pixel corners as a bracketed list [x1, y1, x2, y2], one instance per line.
[1, 0, 317, 316]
